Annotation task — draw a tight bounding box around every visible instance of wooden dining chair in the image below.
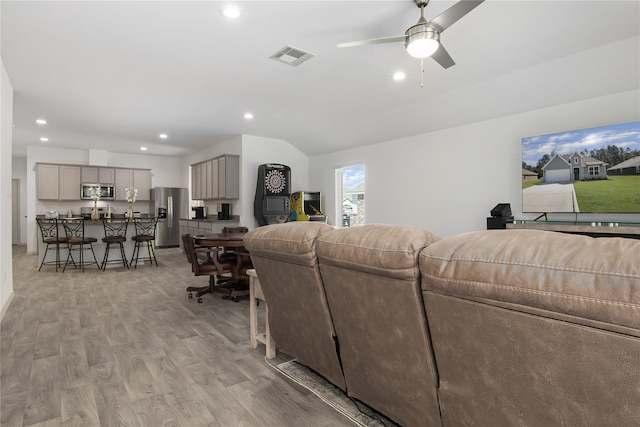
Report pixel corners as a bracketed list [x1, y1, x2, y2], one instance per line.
[183, 234, 234, 303]
[215, 226, 248, 282]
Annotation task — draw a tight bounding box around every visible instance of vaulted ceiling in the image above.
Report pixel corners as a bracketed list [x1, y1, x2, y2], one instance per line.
[3, 1, 639, 157]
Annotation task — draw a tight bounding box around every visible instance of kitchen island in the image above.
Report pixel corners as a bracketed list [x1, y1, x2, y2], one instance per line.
[36, 216, 154, 270]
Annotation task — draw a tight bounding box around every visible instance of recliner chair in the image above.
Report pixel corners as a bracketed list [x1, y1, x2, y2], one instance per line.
[316, 224, 442, 427]
[243, 222, 346, 390]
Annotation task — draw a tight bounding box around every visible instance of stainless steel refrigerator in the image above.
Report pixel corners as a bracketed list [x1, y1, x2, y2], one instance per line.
[150, 187, 188, 248]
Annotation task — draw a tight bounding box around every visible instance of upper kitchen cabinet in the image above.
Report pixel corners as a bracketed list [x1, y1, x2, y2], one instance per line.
[37, 164, 59, 200]
[59, 166, 81, 200]
[36, 163, 81, 200]
[218, 155, 239, 199]
[191, 155, 239, 200]
[81, 167, 115, 184]
[133, 169, 151, 201]
[115, 168, 151, 201]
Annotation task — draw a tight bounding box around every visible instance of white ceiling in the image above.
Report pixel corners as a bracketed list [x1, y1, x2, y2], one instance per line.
[3, 1, 639, 158]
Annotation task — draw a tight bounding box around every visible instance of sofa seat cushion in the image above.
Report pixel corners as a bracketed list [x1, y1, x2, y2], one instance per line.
[316, 223, 440, 280]
[419, 229, 640, 332]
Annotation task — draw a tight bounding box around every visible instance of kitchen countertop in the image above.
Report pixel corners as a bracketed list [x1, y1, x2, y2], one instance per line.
[181, 216, 240, 222]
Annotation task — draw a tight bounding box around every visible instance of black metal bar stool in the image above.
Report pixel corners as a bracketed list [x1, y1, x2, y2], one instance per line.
[101, 218, 129, 270]
[61, 218, 100, 272]
[36, 217, 69, 271]
[130, 217, 159, 268]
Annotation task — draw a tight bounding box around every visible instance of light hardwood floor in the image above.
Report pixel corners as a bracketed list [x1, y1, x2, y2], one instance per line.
[1, 245, 353, 427]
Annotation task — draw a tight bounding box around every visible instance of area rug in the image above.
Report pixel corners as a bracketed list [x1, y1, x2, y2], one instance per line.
[269, 359, 399, 427]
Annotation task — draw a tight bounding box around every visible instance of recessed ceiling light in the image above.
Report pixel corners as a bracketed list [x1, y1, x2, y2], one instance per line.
[36, 119, 47, 125]
[40, 137, 49, 142]
[221, 6, 241, 19]
[244, 112, 254, 120]
[159, 133, 168, 139]
[140, 147, 148, 151]
[393, 71, 406, 81]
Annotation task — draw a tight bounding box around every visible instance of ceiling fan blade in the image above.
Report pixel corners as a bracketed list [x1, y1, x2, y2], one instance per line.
[337, 35, 405, 49]
[431, 43, 455, 69]
[429, 0, 484, 32]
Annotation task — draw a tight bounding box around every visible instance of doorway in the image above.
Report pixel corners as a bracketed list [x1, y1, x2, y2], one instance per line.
[12, 179, 20, 245]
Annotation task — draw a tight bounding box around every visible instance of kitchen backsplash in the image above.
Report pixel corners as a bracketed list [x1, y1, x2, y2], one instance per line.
[36, 200, 151, 216]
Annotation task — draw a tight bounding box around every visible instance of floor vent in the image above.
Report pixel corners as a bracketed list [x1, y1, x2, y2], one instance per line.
[270, 45, 314, 66]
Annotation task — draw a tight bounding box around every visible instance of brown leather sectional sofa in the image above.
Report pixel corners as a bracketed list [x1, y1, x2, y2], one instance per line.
[243, 222, 640, 427]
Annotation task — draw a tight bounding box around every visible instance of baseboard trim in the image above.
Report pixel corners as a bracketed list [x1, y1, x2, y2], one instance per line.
[1, 291, 15, 321]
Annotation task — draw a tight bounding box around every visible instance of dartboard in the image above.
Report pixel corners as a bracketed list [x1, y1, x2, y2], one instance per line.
[266, 169, 286, 194]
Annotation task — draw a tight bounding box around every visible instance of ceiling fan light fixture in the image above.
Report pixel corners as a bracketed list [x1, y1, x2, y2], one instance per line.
[405, 25, 439, 58]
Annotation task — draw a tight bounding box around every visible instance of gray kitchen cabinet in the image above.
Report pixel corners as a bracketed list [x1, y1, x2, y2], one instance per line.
[37, 164, 59, 200]
[133, 169, 150, 201]
[115, 168, 150, 201]
[59, 165, 81, 200]
[99, 168, 115, 184]
[36, 163, 81, 200]
[81, 166, 98, 183]
[115, 169, 132, 201]
[191, 164, 201, 200]
[218, 155, 239, 199]
[82, 167, 115, 184]
[190, 155, 239, 201]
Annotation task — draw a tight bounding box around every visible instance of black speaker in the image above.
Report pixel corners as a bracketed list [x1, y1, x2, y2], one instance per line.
[254, 164, 291, 226]
[490, 203, 512, 218]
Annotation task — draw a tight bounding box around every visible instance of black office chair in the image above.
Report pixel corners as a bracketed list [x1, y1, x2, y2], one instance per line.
[130, 217, 158, 268]
[101, 218, 129, 269]
[61, 218, 100, 272]
[36, 217, 69, 271]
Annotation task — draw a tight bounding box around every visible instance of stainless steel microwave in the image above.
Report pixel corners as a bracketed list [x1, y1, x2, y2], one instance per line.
[81, 184, 115, 200]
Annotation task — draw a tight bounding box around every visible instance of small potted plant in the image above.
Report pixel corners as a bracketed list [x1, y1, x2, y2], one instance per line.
[125, 187, 138, 219]
[89, 185, 101, 221]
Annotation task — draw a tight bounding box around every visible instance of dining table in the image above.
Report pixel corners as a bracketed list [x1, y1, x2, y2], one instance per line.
[192, 232, 252, 302]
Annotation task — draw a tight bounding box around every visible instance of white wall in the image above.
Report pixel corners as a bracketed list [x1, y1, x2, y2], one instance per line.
[241, 135, 309, 229]
[1, 60, 15, 319]
[309, 90, 640, 238]
[108, 152, 185, 188]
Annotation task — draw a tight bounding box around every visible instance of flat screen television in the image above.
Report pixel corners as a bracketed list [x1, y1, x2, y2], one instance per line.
[521, 120, 640, 214]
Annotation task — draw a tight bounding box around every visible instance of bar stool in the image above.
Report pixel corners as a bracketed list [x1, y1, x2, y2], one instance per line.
[61, 218, 100, 272]
[130, 217, 158, 268]
[36, 217, 68, 271]
[101, 218, 129, 270]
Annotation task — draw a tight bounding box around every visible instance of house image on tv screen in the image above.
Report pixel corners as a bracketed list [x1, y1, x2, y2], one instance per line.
[542, 153, 607, 183]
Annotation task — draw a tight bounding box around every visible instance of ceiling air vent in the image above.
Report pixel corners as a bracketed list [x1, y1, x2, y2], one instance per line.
[270, 45, 314, 66]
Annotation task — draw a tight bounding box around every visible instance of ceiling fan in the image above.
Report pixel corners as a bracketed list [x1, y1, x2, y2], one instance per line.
[337, 0, 484, 69]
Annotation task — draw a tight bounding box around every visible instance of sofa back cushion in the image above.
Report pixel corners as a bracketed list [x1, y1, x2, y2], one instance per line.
[316, 224, 441, 427]
[243, 222, 345, 390]
[420, 229, 640, 331]
[419, 229, 640, 426]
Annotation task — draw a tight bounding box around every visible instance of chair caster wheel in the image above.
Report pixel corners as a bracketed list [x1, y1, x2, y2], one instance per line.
[197, 297, 203, 303]
[232, 296, 239, 303]
[222, 295, 229, 300]
[188, 292, 193, 299]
